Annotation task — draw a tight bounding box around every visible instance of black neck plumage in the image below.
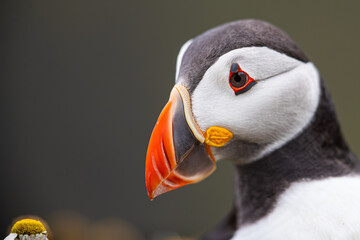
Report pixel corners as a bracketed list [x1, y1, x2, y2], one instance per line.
[201, 79, 360, 240]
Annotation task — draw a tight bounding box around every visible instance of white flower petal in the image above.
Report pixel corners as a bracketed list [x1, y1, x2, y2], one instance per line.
[36, 234, 44, 240]
[4, 233, 17, 240]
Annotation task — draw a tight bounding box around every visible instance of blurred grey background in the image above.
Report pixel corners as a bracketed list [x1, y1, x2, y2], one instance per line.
[1, 0, 360, 239]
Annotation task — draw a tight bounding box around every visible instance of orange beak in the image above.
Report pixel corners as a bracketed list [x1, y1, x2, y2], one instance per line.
[145, 85, 216, 200]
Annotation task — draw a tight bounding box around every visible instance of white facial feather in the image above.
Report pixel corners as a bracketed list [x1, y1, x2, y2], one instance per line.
[231, 176, 360, 240]
[190, 47, 320, 162]
[175, 39, 193, 80]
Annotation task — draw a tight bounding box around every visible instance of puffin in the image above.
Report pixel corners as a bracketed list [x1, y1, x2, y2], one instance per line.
[145, 19, 360, 240]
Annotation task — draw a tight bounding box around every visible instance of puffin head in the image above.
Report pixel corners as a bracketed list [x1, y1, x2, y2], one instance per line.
[145, 19, 321, 199]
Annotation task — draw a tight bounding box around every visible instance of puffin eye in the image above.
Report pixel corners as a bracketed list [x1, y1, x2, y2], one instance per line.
[229, 63, 257, 95]
[230, 72, 248, 88]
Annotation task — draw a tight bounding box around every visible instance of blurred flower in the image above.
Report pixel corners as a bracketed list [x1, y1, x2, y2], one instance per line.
[162, 238, 194, 240]
[49, 211, 89, 240]
[89, 218, 144, 240]
[150, 231, 195, 240]
[49, 211, 144, 240]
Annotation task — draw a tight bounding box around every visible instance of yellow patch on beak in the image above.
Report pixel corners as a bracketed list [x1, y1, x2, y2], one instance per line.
[205, 126, 233, 147]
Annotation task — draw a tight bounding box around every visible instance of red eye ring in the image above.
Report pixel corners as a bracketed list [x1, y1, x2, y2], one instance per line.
[229, 63, 257, 95]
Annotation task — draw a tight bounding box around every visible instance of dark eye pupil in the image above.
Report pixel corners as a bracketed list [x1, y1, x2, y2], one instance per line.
[230, 72, 248, 88]
[234, 75, 242, 82]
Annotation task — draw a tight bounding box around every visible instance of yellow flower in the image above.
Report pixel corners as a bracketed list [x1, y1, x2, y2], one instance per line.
[5, 219, 48, 240]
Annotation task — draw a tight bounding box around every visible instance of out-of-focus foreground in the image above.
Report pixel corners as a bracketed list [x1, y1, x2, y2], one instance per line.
[6, 212, 194, 240]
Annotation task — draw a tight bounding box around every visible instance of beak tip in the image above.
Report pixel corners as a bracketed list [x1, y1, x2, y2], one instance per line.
[145, 176, 155, 200]
[146, 182, 174, 200]
[147, 193, 155, 201]
[146, 182, 158, 200]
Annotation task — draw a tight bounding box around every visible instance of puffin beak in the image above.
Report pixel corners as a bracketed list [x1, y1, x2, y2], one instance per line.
[145, 85, 233, 199]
